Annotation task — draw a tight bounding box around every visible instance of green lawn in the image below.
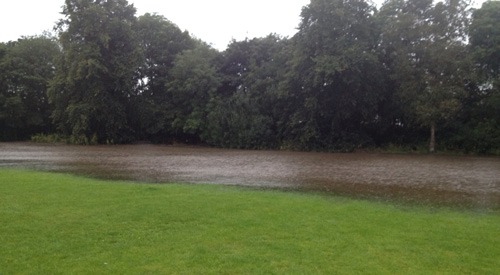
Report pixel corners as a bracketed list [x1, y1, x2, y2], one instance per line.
[1, 169, 499, 274]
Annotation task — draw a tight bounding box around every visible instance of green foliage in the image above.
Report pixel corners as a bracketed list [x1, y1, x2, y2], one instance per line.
[49, 0, 141, 144]
[446, 80, 500, 154]
[1, 170, 499, 273]
[439, 1, 500, 154]
[0, 36, 60, 141]
[31, 133, 67, 143]
[282, 0, 384, 151]
[470, 1, 500, 77]
[131, 13, 196, 142]
[1, 0, 499, 153]
[167, 43, 220, 142]
[378, 0, 472, 152]
[205, 35, 289, 149]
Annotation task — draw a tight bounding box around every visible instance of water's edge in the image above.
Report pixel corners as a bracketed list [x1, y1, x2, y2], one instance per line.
[1, 142, 499, 208]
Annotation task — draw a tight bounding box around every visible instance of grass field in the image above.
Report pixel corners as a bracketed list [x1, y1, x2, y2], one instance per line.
[1, 169, 499, 274]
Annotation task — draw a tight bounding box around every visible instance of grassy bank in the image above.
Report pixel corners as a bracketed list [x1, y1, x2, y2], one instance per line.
[1, 169, 499, 274]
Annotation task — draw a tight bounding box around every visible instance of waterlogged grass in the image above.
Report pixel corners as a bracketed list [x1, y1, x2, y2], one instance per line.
[1, 169, 499, 274]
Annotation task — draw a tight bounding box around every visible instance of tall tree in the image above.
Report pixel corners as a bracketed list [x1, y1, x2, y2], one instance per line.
[378, 0, 472, 152]
[457, 0, 500, 153]
[49, 0, 140, 144]
[131, 13, 195, 142]
[206, 35, 290, 149]
[284, 0, 384, 151]
[0, 43, 10, 140]
[167, 42, 221, 143]
[0, 36, 60, 140]
[470, 0, 500, 78]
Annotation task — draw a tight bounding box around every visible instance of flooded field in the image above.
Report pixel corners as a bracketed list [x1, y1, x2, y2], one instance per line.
[1, 142, 499, 208]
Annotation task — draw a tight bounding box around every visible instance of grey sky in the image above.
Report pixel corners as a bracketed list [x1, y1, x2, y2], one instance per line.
[0, 0, 486, 50]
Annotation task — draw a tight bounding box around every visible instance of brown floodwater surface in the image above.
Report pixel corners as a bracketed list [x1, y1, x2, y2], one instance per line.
[1, 142, 499, 208]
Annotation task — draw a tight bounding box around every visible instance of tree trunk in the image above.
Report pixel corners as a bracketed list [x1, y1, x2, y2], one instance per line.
[429, 122, 436, 153]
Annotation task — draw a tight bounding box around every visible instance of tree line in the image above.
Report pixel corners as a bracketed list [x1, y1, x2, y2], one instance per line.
[1, 0, 498, 153]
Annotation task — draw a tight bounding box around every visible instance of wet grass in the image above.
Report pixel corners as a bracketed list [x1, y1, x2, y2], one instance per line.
[1, 169, 499, 274]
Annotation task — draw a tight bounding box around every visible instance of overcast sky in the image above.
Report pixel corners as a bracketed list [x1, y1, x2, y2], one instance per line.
[0, 0, 486, 51]
[0, 0, 310, 50]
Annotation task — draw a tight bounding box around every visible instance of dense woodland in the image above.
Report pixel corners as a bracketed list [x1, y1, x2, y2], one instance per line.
[0, 0, 499, 153]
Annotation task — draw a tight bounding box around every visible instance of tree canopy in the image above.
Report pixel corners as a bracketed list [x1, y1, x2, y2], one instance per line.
[1, 0, 498, 154]
[49, 0, 141, 144]
[0, 36, 60, 140]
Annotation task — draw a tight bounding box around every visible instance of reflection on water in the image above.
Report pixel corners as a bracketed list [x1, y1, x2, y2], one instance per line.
[1, 142, 499, 208]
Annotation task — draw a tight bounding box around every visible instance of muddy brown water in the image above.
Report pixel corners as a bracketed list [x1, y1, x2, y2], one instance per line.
[1, 142, 499, 208]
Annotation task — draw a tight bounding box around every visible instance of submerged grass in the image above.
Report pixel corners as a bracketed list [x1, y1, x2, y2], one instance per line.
[1, 169, 499, 274]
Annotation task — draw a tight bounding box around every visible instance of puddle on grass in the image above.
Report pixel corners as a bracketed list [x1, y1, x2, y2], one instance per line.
[1, 142, 499, 208]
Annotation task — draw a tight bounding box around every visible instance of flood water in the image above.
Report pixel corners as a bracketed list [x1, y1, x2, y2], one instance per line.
[1, 142, 499, 208]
